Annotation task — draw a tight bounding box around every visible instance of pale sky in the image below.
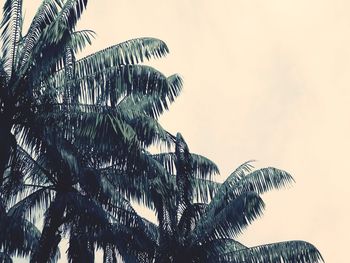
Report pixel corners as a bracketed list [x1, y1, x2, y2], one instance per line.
[17, 0, 350, 262]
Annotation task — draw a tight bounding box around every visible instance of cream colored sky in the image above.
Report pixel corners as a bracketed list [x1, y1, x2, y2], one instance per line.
[19, 0, 350, 262]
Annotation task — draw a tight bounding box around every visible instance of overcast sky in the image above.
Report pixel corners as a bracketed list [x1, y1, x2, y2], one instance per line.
[18, 0, 350, 262]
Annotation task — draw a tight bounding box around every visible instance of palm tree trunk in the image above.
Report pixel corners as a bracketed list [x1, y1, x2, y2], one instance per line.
[0, 118, 12, 185]
[30, 193, 66, 263]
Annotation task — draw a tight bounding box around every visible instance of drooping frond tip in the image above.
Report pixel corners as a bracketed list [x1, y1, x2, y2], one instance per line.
[220, 240, 324, 263]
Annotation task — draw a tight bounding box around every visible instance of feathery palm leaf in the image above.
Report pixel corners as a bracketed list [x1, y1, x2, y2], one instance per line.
[1, 0, 23, 76]
[220, 241, 323, 263]
[191, 192, 265, 242]
[142, 134, 322, 263]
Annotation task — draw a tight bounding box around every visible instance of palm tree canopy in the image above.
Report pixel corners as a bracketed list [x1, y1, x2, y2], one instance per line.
[0, 0, 182, 262]
[0, 1, 324, 263]
[137, 133, 324, 263]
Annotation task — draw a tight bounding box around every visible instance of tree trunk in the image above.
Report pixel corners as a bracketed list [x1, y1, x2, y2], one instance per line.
[0, 119, 12, 185]
[30, 193, 66, 263]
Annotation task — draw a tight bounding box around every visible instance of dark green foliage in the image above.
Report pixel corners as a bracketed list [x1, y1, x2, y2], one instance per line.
[136, 134, 323, 263]
[0, 1, 323, 263]
[0, 196, 41, 259]
[220, 241, 323, 263]
[0, 0, 181, 261]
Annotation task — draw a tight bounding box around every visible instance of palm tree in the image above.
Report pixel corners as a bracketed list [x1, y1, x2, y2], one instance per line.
[4, 110, 177, 263]
[0, 0, 182, 261]
[0, 2, 323, 263]
[134, 133, 324, 263]
[0, 0, 181, 183]
[3, 69, 183, 261]
[9, 127, 180, 262]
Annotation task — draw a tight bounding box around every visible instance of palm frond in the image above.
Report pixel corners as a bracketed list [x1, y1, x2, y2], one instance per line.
[178, 203, 207, 236]
[12, 145, 53, 186]
[164, 174, 219, 204]
[224, 167, 294, 196]
[49, 64, 179, 106]
[71, 177, 146, 230]
[192, 192, 265, 242]
[191, 153, 219, 179]
[151, 152, 218, 180]
[75, 37, 169, 76]
[125, 114, 173, 148]
[7, 187, 54, 221]
[206, 166, 294, 222]
[0, 214, 40, 258]
[220, 240, 323, 263]
[47, 0, 88, 44]
[14, 123, 45, 159]
[224, 161, 255, 184]
[95, 217, 157, 263]
[69, 29, 95, 53]
[101, 154, 171, 209]
[19, 1, 88, 88]
[1, 0, 23, 77]
[201, 238, 247, 262]
[76, 112, 139, 154]
[118, 74, 183, 119]
[150, 152, 177, 174]
[191, 178, 220, 203]
[19, 0, 59, 65]
[99, 166, 156, 209]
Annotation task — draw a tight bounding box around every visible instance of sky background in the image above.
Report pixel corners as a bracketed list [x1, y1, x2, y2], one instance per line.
[17, 0, 350, 262]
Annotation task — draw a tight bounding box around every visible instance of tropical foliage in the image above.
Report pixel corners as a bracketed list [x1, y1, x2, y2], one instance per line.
[0, 1, 323, 263]
[114, 133, 323, 263]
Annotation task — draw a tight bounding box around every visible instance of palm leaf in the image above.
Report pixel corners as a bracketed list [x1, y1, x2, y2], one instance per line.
[151, 152, 218, 180]
[206, 166, 294, 221]
[200, 239, 247, 262]
[56, 0, 88, 30]
[117, 74, 183, 119]
[224, 167, 294, 197]
[191, 178, 220, 203]
[177, 203, 207, 236]
[224, 161, 255, 183]
[220, 240, 323, 263]
[125, 114, 173, 148]
[75, 37, 169, 77]
[7, 187, 54, 221]
[192, 192, 265, 242]
[0, 213, 40, 258]
[19, 0, 59, 65]
[1, 0, 23, 77]
[100, 165, 156, 209]
[69, 29, 95, 53]
[191, 154, 219, 179]
[49, 64, 179, 105]
[19, 1, 88, 88]
[96, 217, 157, 263]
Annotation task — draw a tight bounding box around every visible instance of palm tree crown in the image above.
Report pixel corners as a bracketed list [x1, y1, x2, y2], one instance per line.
[135, 133, 324, 263]
[0, 1, 323, 263]
[0, 0, 181, 261]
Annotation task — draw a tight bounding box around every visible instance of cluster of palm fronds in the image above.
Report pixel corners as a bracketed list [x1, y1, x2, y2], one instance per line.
[0, 1, 323, 263]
